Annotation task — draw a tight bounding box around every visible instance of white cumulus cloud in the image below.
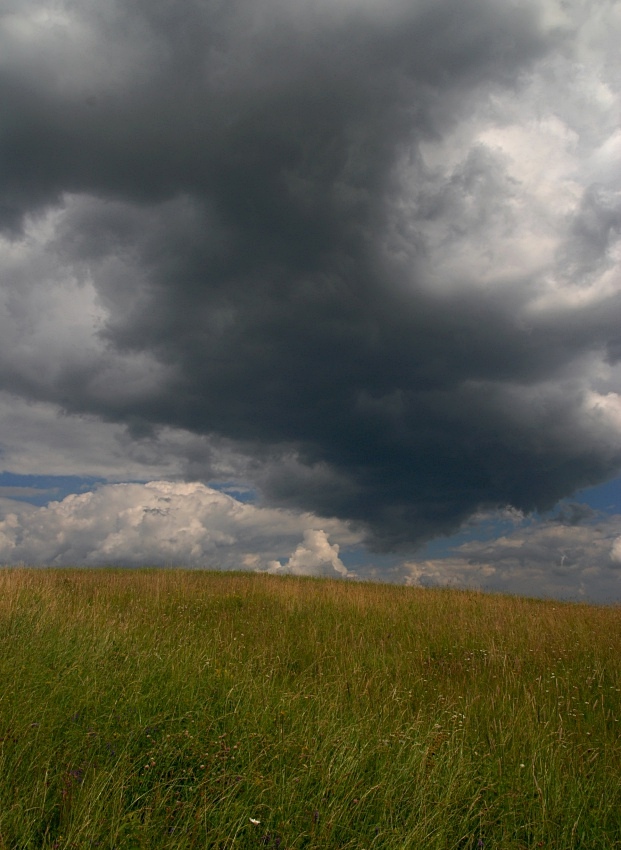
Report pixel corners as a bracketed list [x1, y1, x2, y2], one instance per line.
[0, 481, 360, 572]
[267, 528, 355, 578]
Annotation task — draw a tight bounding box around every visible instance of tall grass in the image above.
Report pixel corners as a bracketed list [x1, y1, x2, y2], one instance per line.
[0, 568, 620, 849]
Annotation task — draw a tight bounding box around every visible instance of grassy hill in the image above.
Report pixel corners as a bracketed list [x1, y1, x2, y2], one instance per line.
[0, 568, 620, 849]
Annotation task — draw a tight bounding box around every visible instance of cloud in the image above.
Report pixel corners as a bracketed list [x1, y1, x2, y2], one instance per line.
[402, 509, 621, 602]
[0, 481, 360, 571]
[0, 389, 256, 484]
[553, 501, 597, 526]
[267, 528, 354, 578]
[610, 535, 621, 565]
[0, 0, 620, 552]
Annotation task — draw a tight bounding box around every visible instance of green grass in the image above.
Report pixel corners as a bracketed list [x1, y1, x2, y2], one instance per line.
[0, 568, 620, 849]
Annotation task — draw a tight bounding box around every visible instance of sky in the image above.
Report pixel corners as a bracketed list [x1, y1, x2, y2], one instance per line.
[0, 0, 620, 601]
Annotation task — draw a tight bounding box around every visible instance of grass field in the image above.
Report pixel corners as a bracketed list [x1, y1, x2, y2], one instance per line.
[0, 568, 620, 849]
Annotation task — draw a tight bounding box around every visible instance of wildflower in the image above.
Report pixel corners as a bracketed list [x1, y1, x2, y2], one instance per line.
[250, 818, 261, 825]
[69, 768, 85, 783]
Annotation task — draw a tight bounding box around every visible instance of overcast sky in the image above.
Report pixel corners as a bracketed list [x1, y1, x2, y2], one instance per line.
[1, 0, 620, 600]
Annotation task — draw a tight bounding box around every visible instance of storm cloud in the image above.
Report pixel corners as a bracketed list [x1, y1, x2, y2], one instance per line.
[1, 0, 620, 551]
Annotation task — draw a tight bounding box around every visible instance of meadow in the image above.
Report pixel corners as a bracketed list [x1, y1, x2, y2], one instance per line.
[0, 568, 619, 849]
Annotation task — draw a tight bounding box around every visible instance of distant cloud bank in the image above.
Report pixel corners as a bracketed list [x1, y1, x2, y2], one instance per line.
[405, 510, 621, 603]
[1, 480, 620, 602]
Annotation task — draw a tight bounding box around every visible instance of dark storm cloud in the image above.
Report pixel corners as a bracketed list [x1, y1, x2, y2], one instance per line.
[1, 0, 620, 549]
[0, 0, 535, 221]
